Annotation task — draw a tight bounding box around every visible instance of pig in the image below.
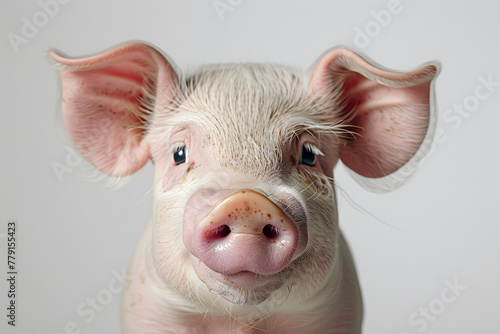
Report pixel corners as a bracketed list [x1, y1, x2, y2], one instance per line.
[50, 42, 439, 334]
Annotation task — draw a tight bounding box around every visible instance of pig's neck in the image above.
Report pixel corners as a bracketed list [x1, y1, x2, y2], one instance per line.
[121, 223, 362, 334]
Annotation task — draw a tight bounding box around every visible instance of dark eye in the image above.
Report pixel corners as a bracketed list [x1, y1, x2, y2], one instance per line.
[173, 145, 187, 165]
[299, 145, 316, 167]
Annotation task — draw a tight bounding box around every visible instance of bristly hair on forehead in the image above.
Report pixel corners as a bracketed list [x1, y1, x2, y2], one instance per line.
[148, 63, 355, 172]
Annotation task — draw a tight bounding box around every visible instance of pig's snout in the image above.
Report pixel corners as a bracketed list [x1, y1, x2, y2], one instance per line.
[189, 191, 300, 276]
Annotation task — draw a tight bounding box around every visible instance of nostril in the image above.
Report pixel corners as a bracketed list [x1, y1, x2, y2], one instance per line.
[262, 224, 280, 239]
[211, 224, 231, 239]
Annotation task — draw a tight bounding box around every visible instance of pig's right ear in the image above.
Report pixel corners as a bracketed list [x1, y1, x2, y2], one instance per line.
[50, 43, 178, 177]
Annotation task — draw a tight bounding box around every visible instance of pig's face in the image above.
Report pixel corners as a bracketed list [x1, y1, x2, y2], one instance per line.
[147, 65, 344, 309]
[50, 43, 438, 317]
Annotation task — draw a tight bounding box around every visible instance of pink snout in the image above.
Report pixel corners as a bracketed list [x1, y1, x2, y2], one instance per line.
[192, 191, 299, 276]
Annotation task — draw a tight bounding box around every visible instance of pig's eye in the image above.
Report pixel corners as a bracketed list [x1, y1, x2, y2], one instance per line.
[173, 145, 188, 165]
[299, 144, 320, 167]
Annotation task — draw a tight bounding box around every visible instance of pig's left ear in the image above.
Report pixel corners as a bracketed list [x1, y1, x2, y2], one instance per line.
[50, 43, 178, 177]
[310, 48, 439, 179]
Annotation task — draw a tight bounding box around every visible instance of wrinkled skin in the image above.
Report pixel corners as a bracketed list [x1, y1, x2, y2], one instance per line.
[51, 43, 439, 333]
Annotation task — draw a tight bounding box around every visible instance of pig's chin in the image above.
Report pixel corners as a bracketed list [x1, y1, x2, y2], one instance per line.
[192, 259, 293, 305]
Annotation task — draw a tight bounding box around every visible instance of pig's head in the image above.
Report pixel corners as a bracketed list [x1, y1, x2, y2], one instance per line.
[50, 43, 438, 316]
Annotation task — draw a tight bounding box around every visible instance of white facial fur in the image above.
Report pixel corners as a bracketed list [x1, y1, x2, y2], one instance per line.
[147, 63, 347, 319]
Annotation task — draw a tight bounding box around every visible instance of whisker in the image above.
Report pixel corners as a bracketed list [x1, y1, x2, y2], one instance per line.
[335, 181, 400, 230]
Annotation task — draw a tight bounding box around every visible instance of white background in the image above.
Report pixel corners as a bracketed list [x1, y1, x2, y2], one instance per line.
[1, 0, 499, 333]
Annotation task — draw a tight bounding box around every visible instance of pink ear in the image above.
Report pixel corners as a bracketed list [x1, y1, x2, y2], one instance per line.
[50, 43, 178, 177]
[310, 48, 439, 178]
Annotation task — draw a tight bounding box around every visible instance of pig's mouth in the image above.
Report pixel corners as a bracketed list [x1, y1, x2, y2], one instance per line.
[193, 258, 294, 305]
[222, 271, 280, 288]
[220, 271, 293, 305]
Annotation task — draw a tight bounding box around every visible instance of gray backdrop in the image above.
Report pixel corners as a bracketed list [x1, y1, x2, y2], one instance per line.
[1, 0, 499, 333]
